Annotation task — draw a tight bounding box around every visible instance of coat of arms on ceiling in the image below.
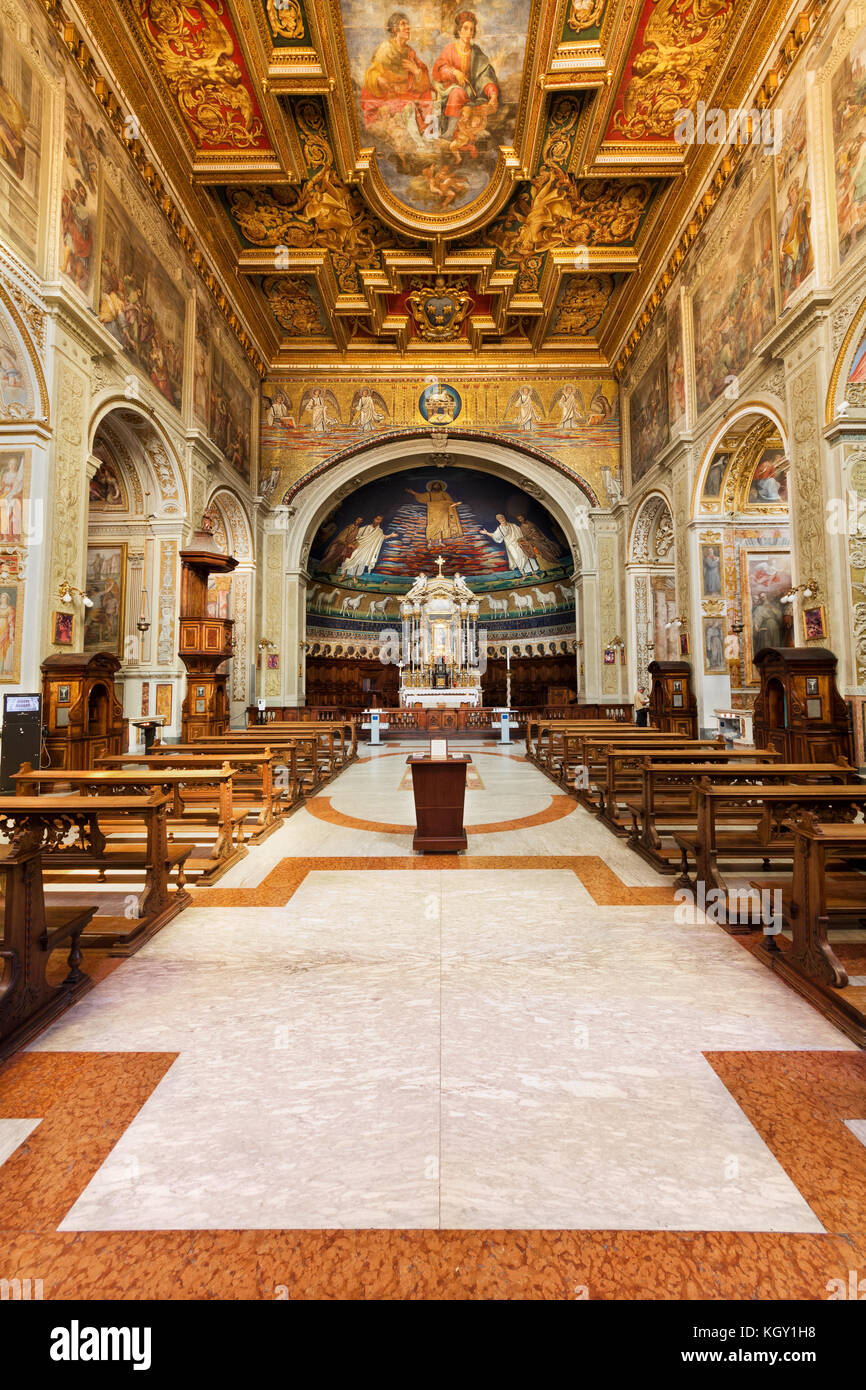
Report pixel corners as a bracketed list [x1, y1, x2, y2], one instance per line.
[406, 276, 473, 341]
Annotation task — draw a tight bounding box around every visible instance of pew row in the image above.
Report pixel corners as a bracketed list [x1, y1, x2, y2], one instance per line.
[753, 816, 866, 1047]
[0, 792, 190, 955]
[13, 764, 248, 885]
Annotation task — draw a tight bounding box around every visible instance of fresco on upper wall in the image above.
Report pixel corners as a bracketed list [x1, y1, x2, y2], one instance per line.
[259, 372, 619, 502]
[692, 175, 774, 417]
[832, 22, 866, 264]
[193, 294, 211, 427]
[666, 297, 685, 429]
[0, 13, 49, 266]
[775, 71, 813, 309]
[60, 92, 102, 300]
[210, 344, 252, 485]
[848, 331, 866, 409]
[628, 342, 668, 486]
[0, 314, 33, 419]
[98, 184, 186, 409]
[339, 2, 528, 213]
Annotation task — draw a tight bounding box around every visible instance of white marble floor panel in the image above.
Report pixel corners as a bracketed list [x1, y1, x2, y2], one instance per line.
[30, 869, 851, 1232]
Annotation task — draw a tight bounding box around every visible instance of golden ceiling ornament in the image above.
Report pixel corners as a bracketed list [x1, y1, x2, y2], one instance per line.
[227, 174, 396, 293]
[553, 273, 616, 336]
[568, 0, 606, 33]
[138, 0, 265, 149]
[406, 276, 474, 341]
[266, 0, 303, 41]
[611, 0, 736, 142]
[262, 275, 326, 336]
[488, 175, 651, 266]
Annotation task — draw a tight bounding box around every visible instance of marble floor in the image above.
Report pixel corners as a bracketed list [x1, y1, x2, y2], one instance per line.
[2, 740, 865, 1298]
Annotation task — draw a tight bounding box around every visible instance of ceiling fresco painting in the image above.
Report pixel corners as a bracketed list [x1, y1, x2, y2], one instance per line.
[78, 0, 796, 365]
[340, 1, 528, 215]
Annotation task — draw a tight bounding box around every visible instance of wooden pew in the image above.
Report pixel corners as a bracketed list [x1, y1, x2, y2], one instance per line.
[556, 732, 724, 800]
[752, 816, 866, 1047]
[191, 732, 334, 792]
[0, 792, 190, 954]
[203, 718, 357, 768]
[13, 763, 247, 885]
[0, 841, 96, 1061]
[97, 748, 294, 838]
[526, 718, 628, 765]
[599, 748, 783, 833]
[625, 760, 852, 870]
[673, 781, 866, 923]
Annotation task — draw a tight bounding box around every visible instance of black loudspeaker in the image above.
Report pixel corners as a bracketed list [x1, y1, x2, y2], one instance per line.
[0, 693, 43, 793]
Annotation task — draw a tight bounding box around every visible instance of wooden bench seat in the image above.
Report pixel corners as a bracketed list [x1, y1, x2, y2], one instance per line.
[0, 792, 190, 955]
[751, 817, 866, 1047]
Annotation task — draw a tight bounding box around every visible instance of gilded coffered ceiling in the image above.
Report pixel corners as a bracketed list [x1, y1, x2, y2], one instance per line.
[74, 0, 798, 369]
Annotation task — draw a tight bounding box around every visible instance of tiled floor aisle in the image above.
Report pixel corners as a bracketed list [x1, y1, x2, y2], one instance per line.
[2, 741, 865, 1297]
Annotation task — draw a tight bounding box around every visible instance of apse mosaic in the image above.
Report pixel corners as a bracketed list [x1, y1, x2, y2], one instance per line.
[309, 466, 572, 594]
[339, 1, 528, 213]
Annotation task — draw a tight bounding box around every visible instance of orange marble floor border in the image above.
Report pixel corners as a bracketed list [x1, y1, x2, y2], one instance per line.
[188, 855, 678, 909]
[1, 1050, 865, 1300]
[304, 793, 576, 837]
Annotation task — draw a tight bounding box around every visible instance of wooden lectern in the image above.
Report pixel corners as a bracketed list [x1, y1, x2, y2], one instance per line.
[406, 751, 472, 852]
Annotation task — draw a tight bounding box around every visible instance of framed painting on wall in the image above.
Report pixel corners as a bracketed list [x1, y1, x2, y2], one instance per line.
[739, 548, 794, 684]
[802, 605, 826, 641]
[0, 581, 23, 683]
[702, 617, 727, 674]
[83, 544, 127, 655]
[155, 683, 172, 724]
[53, 611, 74, 646]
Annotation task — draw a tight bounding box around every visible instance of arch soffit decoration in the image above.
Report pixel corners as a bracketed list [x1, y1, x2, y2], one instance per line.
[0, 281, 48, 423]
[284, 435, 599, 577]
[691, 401, 789, 516]
[88, 401, 189, 518]
[628, 490, 675, 564]
[827, 292, 866, 423]
[206, 485, 254, 561]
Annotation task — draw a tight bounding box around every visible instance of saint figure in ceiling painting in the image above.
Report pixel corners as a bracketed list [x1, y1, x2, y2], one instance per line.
[405, 480, 464, 541]
[362, 13, 433, 138]
[432, 11, 499, 158]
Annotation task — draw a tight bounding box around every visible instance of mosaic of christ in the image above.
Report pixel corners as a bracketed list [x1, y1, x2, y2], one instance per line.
[340, 2, 527, 213]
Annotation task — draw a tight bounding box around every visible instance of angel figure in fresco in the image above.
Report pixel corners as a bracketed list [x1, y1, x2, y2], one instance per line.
[588, 383, 613, 424]
[405, 480, 463, 542]
[361, 13, 433, 142]
[264, 389, 294, 427]
[351, 387, 388, 432]
[504, 386, 545, 432]
[551, 383, 586, 430]
[300, 386, 340, 433]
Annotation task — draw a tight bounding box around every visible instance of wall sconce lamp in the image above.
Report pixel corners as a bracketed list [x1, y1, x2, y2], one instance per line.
[607, 634, 626, 651]
[257, 637, 276, 652]
[58, 581, 93, 608]
[664, 614, 687, 631]
[780, 578, 819, 605]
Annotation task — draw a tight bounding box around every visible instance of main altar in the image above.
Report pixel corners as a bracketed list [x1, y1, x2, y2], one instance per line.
[399, 560, 482, 709]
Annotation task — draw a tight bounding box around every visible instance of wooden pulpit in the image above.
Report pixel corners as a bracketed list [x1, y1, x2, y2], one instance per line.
[406, 752, 472, 852]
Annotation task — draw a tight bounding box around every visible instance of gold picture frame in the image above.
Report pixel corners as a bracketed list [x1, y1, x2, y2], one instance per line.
[0, 580, 23, 683]
[83, 542, 127, 656]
